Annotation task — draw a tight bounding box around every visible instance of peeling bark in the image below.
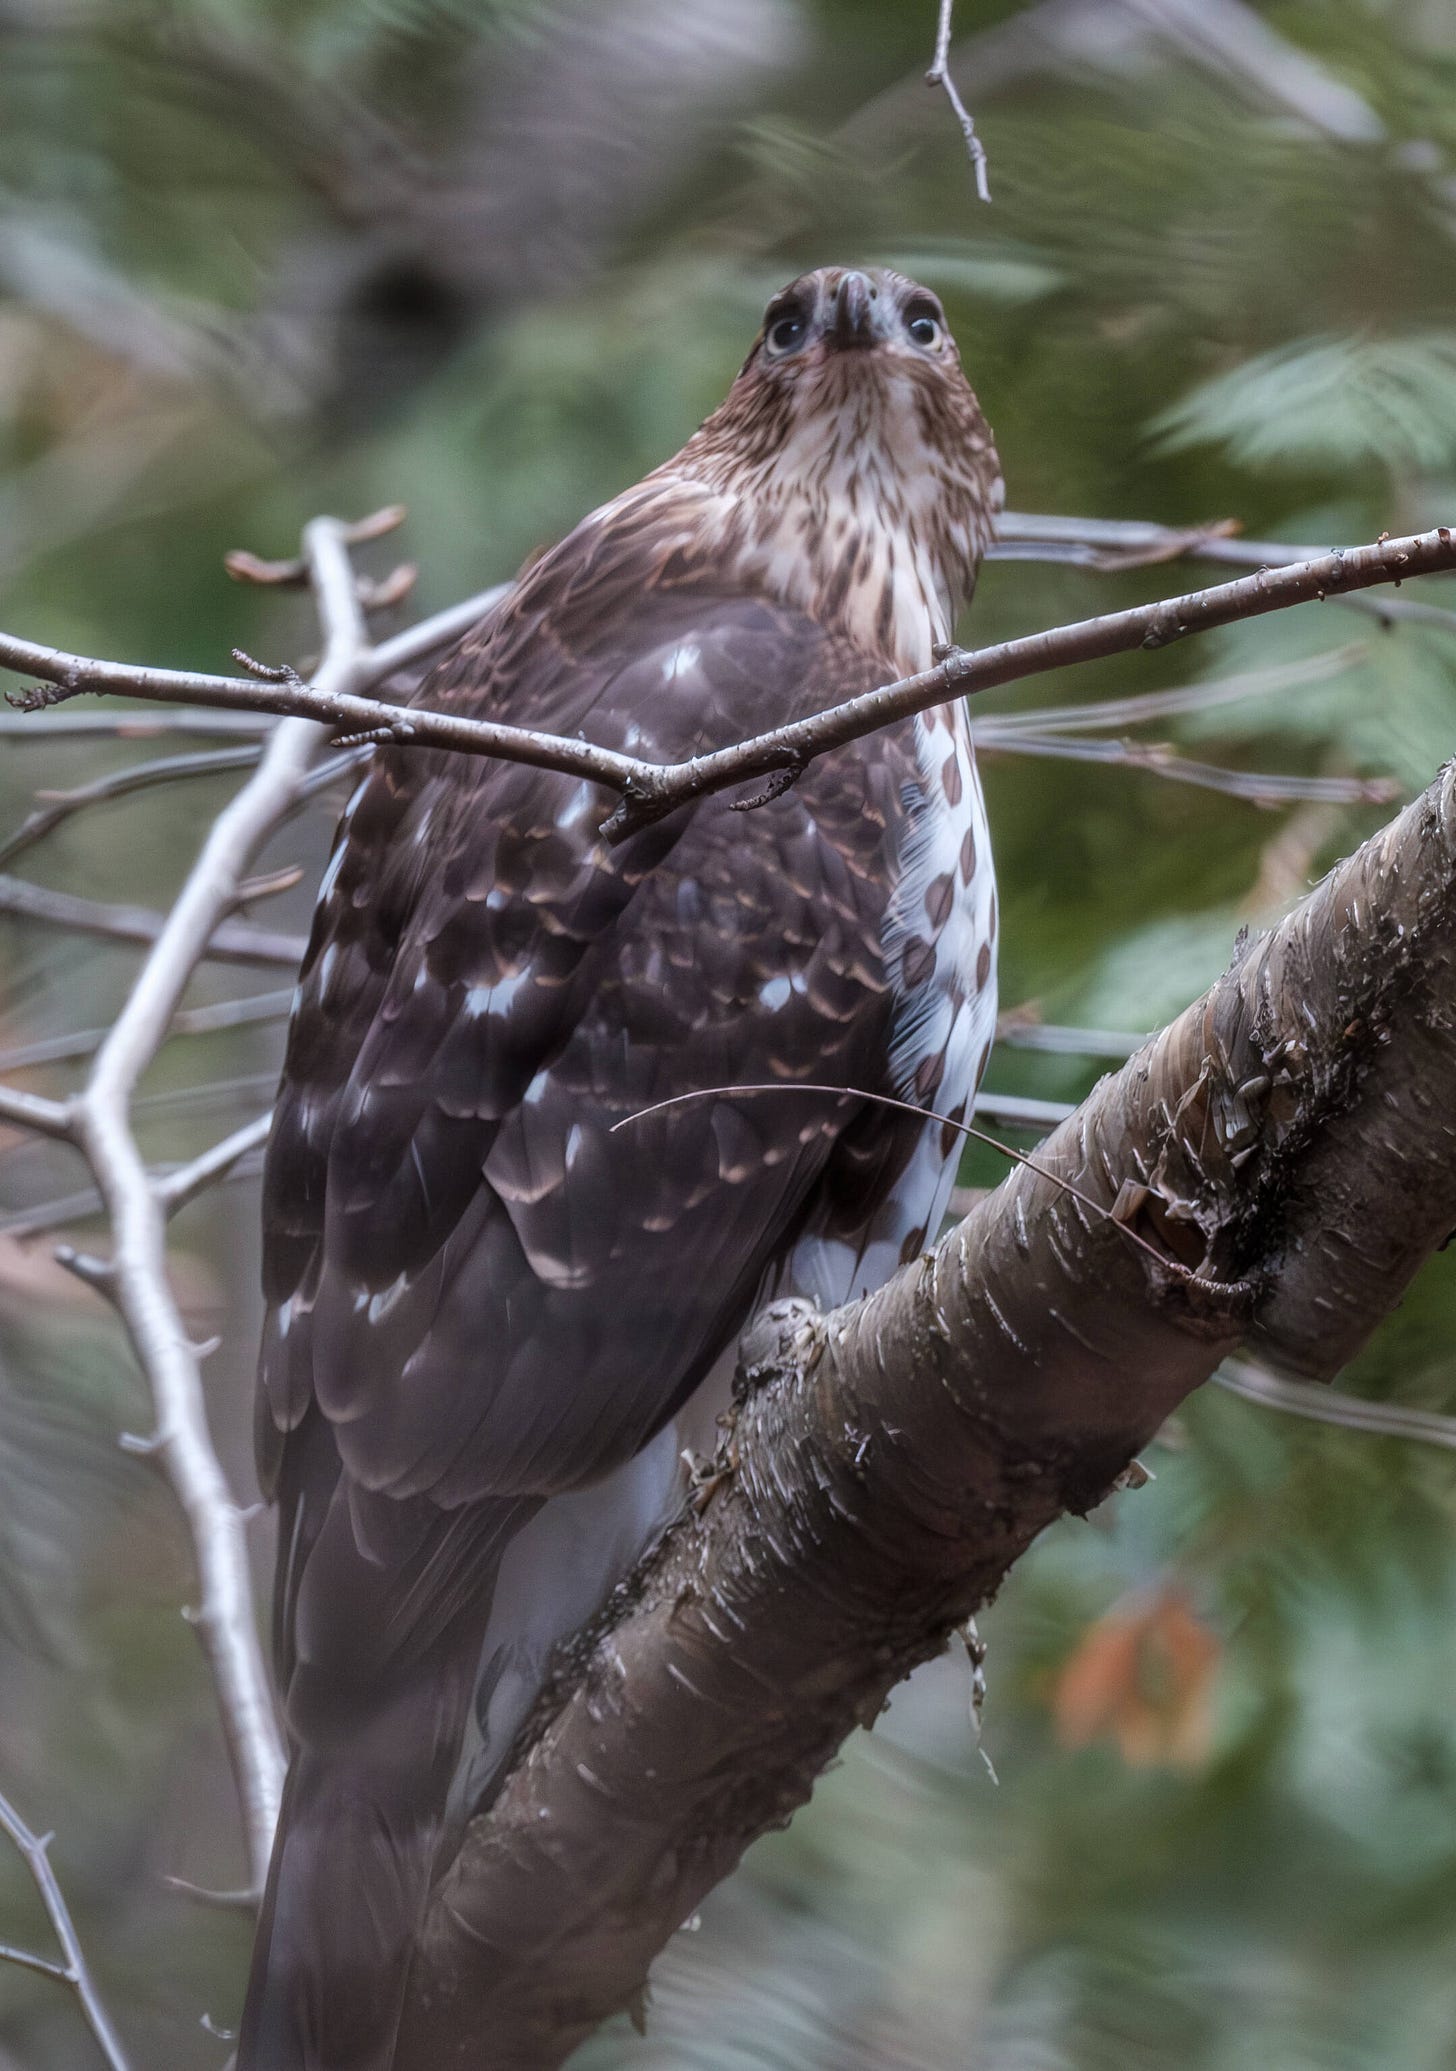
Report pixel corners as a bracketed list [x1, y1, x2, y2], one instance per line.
[398, 763, 1456, 2070]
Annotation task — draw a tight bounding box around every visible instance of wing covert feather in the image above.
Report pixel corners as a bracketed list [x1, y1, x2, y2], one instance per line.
[259, 522, 926, 1675]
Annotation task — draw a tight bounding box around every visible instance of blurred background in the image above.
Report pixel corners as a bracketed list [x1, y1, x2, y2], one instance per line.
[3, 0, 1456, 2064]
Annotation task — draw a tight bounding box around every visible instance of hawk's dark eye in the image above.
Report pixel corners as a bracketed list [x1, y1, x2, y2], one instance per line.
[766, 313, 807, 357]
[905, 309, 943, 350]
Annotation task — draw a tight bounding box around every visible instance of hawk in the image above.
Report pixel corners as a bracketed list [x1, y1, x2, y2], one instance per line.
[239, 265, 1003, 2069]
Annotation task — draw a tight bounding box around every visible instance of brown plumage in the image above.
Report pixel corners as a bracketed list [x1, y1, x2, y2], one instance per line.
[239, 267, 1003, 2071]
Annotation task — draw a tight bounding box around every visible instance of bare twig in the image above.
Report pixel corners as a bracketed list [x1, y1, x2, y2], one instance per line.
[983, 644, 1364, 735]
[0, 520, 385, 1891]
[1, 1125, 271, 1245]
[0, 1787, 131, 2071]
[156, 1111, 273, 1217]
[926, 0, 991, 203]
[0, 744, 264, 869]
[995, 511, 1456, 636]
[0, 873, 306, 968]
[976, 728, 1398, 807]
[3, 528, 1453, 845]
[969, 1089, 1074, 1131]
[0, 707, 277, 740]
[1215, 1357, 1456, 1451]
[0, 989, 293, 1077]
[0, 1081, 73, 1141]
[996, 1019, 1145, 1060]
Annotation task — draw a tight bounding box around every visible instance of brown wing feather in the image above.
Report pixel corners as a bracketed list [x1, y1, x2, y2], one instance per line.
[259, 507, 924, 1699]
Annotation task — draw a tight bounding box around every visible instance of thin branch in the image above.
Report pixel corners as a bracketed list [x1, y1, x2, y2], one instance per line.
[0, 1787, 131, 2071]
[990, 513, 1245, 573]
[996, 1019, 1145, 1060]
[983, 644, 1364, 735]
[0, 1082, 73, 1140]
[4, 527, 1451, 844]
[0, 873, 306, 968]
[0, 709, 276, 740]
[976, 728, 1398, 807]
[926, 0, 991, 202]
[156, 1111, 273, 1216]
[995, 511, 1456, 637]
[0, 987, 293, 1076]
[589, 528, 1454, 837]
[971, 1089, 1074, 1130]
[1, 1137, 270, 1244]
[0, 744, 263, 869]
[1215, 1357, 1456, 1451]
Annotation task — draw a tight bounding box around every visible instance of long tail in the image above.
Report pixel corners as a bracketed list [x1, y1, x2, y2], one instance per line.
[236, 1649, 475, 2071]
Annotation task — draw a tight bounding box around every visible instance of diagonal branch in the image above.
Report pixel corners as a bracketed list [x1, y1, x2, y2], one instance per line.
[2, 527, 1453, 845]
[0, 744, 264, 870]
[0, 1788, 131, 2071]
[0, 872, 307, 968]
[398, 757, 1456, 2068]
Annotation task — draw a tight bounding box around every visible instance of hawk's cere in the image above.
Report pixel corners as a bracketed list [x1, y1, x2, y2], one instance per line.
[238, 265, 1004, 2070]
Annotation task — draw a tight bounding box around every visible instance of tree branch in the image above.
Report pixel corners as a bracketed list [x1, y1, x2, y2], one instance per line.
[994, 510, 1456, 635]
[155, 1111, 273, 1217]
[53, 523, 378, 1894]
[926, 0, 991, 203]
[0, 1787, 131, 2071]
[0, 872, 307, 968]
[0, 744, 264, 870]
[398, 757, 1456, 2068]
[0, 1081, 73, 1141]
[2, 526, 1452, 845]
[974, 728, 1398, 807]
[1215, 1357, 1456, 1452]
[0, 517, 415, 1896]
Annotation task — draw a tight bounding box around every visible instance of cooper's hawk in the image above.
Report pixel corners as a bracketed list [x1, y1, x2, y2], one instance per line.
[239, 265, 1003, 2069]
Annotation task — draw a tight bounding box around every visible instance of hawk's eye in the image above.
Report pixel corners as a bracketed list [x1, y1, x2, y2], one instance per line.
[905, 308, 943, 350]
[765, 313, 807, 357]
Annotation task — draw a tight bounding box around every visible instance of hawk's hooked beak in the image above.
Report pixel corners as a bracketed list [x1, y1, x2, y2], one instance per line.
[825, 270, 877, 350]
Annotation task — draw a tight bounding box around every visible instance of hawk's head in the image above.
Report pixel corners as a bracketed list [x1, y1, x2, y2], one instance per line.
[674, 267, 1002, 669]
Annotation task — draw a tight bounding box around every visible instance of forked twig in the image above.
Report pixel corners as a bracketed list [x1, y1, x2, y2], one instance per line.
[0, 1787, 131, 2071]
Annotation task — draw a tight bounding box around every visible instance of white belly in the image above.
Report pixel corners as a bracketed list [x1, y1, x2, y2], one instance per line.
[785, 700, 998, 1307]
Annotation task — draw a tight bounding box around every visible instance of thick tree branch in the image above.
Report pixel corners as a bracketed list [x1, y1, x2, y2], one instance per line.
[399, 759, 1456, 2068]
[2, 526, 1452, 845]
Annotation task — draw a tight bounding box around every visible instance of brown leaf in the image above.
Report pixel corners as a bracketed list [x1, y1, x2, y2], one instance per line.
[1053, 1585, 1221, 1770]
